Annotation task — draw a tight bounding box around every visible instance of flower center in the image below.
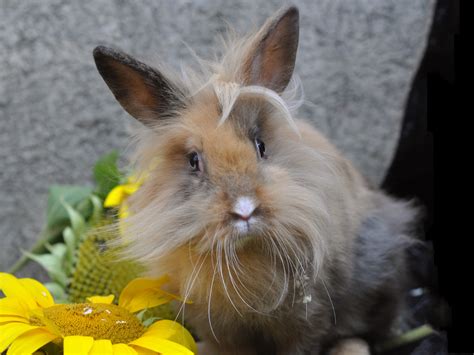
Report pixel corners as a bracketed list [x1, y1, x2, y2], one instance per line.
[38, 303, 145, 343]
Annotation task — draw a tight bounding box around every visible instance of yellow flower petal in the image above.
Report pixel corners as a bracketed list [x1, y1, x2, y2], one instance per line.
[112, 343, 138, 355]
[19, 278, 55, 308]
[118, 203, 132, 237]
[86, 294, 115, 304]
[104, 186, 127, 207]
[0, 315, 29, 325]
[127, 171, 149, 186]
[0, 273, 37, 309]
[6, 328, 58, 355]
[0, 298, 29, 319]
[131, 346, 157, 355]
[0, 323, 39, 353]
[144, 320, 197, 354]
[125, 289, 175, 313]
[122, 183, 140, 195]
[118, 276, 183, 313]
[129, 336, 194, 355]
[64, 336, 94, 355]
[105, 164, 157, 210]
[89, 339, 114, 355]
[119, 203, 130, 220]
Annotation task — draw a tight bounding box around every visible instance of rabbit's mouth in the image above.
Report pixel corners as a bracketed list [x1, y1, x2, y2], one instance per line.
[230, 215, 267, 248]
[234, 218, 255, 234]
[232, 212, 263, 236]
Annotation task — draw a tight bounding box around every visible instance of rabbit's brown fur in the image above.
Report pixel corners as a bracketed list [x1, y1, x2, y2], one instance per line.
[94, 6, 417, 355]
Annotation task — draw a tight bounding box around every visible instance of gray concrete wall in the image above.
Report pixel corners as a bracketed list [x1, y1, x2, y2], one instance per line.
[0, 0, 435, 278]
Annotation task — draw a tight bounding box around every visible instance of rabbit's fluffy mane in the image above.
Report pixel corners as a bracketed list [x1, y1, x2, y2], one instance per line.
[109, 21, 371, 331]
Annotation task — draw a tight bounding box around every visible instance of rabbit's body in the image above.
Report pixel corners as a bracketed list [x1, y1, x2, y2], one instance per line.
[137, 115, 414, 355]
[94, 6, 417, 354]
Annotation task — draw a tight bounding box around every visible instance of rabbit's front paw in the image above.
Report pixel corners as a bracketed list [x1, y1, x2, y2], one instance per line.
[328, 338, 370, 355]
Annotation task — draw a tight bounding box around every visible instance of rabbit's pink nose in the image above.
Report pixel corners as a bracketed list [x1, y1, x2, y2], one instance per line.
[232, 196, 257, 221]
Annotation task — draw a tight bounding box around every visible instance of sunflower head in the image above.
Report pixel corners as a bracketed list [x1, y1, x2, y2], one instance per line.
[0, 272, 196, 355]
[35, 302, 145, 343]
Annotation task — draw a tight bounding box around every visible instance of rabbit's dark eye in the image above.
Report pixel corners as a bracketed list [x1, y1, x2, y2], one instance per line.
[255, 138, 266, 159]
[189, 152, 200, 171]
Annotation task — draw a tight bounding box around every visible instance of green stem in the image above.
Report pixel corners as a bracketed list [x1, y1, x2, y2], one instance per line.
[376, 324, 435, 352]
[7, 225, 63, 274]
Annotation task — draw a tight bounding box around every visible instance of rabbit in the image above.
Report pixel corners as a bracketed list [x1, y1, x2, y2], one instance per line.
[93, 6, 418, 355]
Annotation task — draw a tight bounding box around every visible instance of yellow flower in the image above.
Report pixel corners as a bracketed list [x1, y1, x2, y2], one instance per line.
[104, 175, 143, 220]
[0, 273, 197, 355]
[104, 158, 160, 221]
[104, 175, 142, 237]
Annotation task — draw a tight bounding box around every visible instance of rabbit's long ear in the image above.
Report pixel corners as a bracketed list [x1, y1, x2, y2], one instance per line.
[93, 46, 184, 125]
[242, 6, 299, 92]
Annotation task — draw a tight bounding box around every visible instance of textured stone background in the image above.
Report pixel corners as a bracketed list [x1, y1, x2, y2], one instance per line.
[0, 0, 435, 278]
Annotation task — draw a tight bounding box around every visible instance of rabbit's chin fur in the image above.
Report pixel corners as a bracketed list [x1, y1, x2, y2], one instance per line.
[94, 6, 418, 354]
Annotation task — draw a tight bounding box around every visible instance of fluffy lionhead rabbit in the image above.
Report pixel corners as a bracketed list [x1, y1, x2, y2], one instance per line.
[93, 6, 417, 355]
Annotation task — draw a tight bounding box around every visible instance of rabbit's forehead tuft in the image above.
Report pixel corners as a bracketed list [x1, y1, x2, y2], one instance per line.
[184, 93, 262, 137]
[181, 95, 257, 142]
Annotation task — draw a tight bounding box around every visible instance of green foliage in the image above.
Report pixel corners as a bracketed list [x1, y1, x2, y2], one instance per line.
[93, 150, 122, 200]
[21, 195, 106, 293]
[46, 185, 93, 229]
[44, 282, 68, 304]
[9, 151, 121, 274]
[11, 149, 178, 326]
[375, 325, 435, 352]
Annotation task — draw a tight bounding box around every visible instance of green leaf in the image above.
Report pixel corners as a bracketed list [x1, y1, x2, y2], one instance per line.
[63, 227, 76, 262]
[76, 197, 93, 222]
[93, 150, 122, 200]
[135, 309, 147, 322]
[61, 200, 86, 235]
[89, 194, 103, 223]
[45, 243, 67, 260]
[7, 225, 64, 274]
[375, 324, 435, 352]
[46, 185, 92, 229]
[23, 252, 69, 287]
[142, 316, 162, 327]
[44, 282, 68, 302]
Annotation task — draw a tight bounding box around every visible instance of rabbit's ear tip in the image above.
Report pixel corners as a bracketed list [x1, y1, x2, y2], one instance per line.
[285, 5, 299, 16]
[93, 46, 120, 61]
[279, 5, 299, 20]
[93, 46, 109, 57]
[93, 46, 105, 55]
[281, 6, 299, 26]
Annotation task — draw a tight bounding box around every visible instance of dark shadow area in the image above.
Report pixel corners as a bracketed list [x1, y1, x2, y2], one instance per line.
[381, 0, 461, 353]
